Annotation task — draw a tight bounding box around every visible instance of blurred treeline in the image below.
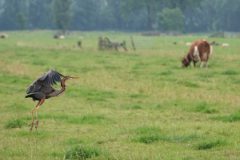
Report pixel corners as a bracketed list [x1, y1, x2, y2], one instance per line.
[0, 0, 239, 32]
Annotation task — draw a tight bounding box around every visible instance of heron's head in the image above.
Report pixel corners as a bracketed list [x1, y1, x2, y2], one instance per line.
[61, 76, 79, 88]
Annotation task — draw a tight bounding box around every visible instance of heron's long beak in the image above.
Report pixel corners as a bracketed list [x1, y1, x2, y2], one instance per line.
[64, 76, 79, 79]
[69, 76, 79, 79]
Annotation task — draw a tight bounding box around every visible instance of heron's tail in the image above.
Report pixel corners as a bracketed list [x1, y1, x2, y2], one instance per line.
[25, 93, 34, 98]
[25, 93, 40, 101]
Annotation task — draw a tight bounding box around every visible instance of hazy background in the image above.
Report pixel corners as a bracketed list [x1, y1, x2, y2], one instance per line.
[0, 0, 239, 33]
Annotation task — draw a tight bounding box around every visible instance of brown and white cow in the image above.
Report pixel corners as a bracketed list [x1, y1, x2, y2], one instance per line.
[182, 40, 212, 67]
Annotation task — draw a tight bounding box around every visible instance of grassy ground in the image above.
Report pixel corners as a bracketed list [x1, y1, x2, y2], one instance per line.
[0, 31, 240, 160]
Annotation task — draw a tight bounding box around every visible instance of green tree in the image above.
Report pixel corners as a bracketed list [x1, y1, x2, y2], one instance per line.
[167, 0, 203, 11]
[71, 0, 105, 30]
[29, 0, 54, 29]
[1, 0, 28, 29]
[105, 0, 125, 29]
[121, 0, 168, 30]
[121, 0, 199, 30]
[196, 0, 240, 32]
[158, 8, 184, 32]
[0, 0, 240, 32]
[53, 0, 72, 33]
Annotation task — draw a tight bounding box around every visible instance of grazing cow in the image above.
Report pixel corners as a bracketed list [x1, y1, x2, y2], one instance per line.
[182, 40, 212, 68]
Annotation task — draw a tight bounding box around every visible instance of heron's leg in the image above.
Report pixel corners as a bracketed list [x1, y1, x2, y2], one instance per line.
[30, 100, 41, 131]
[34, 106, 40, 130]
[35, 99, 45, 130]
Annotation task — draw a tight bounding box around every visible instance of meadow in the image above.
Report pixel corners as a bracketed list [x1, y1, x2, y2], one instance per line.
[0, 31, 240, 160]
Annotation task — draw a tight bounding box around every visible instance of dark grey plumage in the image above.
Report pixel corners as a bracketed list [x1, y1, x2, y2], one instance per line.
[26, 70, 78, 131]
[25, 70, 64, 101]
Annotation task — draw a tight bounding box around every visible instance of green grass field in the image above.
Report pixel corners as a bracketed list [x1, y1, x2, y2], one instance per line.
[0, 31, 240, 160]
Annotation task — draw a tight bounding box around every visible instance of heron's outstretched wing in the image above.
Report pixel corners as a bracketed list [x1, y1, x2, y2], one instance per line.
[38, 70, 63, 86]
[26, 70, 64, 94]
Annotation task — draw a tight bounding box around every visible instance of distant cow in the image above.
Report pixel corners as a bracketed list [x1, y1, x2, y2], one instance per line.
[53, 34, 65, 39]
[77, 40, 82, 48]
[221, 43, 229, 48]
[0, 33, 8, 39]
[182, 40, 212, 67]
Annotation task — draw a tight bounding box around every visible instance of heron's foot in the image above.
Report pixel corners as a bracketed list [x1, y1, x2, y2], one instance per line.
[29, 122, 34, 131]
[35, 120, 39, 130]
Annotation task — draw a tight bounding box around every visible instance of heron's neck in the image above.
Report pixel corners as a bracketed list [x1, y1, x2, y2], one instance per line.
[48, 81, 66, 97]
[52, 87, 66, 97]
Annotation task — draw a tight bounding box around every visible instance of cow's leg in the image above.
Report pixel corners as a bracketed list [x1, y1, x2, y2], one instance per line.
[200, 61, 208, 68]
[193, 46, 199, 57]
[193, 61, 197, 67]
[202, 53, 209, 68]
[200, 61, 204, 68]
[204, 61, 208, 68]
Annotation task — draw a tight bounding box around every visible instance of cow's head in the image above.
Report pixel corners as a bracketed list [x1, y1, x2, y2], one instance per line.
[182, 56, 190, 67]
